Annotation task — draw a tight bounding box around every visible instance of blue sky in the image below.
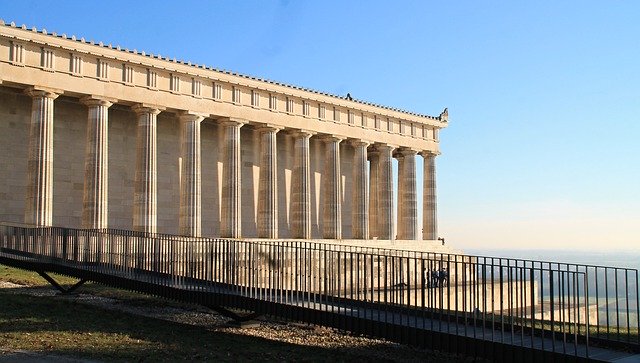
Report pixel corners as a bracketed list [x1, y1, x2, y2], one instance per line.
[1, 1, 638, 251]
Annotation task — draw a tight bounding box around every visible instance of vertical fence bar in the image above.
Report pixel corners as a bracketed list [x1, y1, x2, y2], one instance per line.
[500, 260, 504, 344]
[615, 268, 620, 341]
[550, 268, 555, 353]
[637, 269, 640, 345]
[573, 272, 578, 357]
[595, 266, 600, 339]
[491, 257, 496, 342]
[625, 269, 630, 342]
[605, 267, 610, 337]
[584, 271, 589, 359]
[530, 267, 535, 350]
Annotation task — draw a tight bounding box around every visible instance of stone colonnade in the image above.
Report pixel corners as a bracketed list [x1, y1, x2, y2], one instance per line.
[23, 87, 439, 241]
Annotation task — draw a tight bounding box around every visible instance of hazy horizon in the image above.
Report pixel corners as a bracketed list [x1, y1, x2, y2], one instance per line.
[466, 247, 640, 271]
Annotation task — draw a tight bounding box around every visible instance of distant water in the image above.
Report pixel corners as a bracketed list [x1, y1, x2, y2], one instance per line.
[465, 248, 639, 328]
[465, 248, 640, 271]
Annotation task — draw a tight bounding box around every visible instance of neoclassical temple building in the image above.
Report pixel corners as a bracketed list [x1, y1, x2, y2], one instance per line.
[0, 21, 448, 242]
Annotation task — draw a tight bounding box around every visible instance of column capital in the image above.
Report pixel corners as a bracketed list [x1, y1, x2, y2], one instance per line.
[132, 104, 164, 116]
[397, 148, 420, 157]
[80, 96, 117, 108]
[255, 124, 282, 133]
[367, 149, 380, 157]
[318, 134, 345, 143]
[420, 150, 441, 157]
[218, 117, 246, 127]
[178, 111, 206, 123]
[289, 129, 315, 138]
[348, 139, 371, 148]
[25, 86, 62, 99]
[373, 143, 397, 152]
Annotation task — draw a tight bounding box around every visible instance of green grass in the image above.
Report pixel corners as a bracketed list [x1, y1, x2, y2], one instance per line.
[0, 264, 195, 308]
[0, 265, 479, 362]
[0, 264, 78, 286]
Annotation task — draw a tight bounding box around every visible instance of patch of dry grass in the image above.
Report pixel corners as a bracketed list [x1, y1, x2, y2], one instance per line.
[0, 265, 480, 362]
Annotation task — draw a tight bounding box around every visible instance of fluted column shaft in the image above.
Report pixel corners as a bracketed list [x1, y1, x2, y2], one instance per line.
[322, 136, 343, 239]
[377, 144, 395, 240]
[179, 113, 204, 237]
[257, 126, 279, 238]
[397, 153, 405, 237]
[81, 97, 113, 229]
[422, 151, 438, 240]
[351, 140, 369, 239]
[292, 131, 312, 239]
[368, 150, 380, 239]
[221, 120, 243, 238]
[398, 149, 418, 240]
[24, 88, 59, 226]
[132, 105, 162, 234]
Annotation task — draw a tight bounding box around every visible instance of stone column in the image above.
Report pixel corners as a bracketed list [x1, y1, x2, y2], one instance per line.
[178, 112, 205, 237]
[396, 152, 405, 238]
[257, 125, 280, 238]
[377, 144, 395, 240]
[368, 149, 380, 239]
[351, 140, 369, 239]
[291, 131, 312, 239]
[220, 119, 244, 238]
[132, 105, 163, 234]
[422, 151, 439, 240]
[322, 135, 343, 239]
[24, 87, 59, 226]
[398, 149, 418, 240]
[81, 97, 114, 229]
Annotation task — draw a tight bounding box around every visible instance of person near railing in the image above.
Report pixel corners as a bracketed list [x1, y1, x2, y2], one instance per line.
[422, 267, 428, 288]
[438, 267, 448, 287]
[431, 268, 439, 288]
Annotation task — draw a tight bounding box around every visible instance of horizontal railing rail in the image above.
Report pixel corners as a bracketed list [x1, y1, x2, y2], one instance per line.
[1, 223, 638, 359]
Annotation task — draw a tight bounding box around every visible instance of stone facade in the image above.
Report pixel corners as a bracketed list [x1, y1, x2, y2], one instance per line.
[0, 21, 447, 241]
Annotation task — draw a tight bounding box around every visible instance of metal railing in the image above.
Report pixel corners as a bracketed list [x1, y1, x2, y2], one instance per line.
[0, 223, 638, 359]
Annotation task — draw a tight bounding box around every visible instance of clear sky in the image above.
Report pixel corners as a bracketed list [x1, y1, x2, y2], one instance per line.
[1, 1, 638, 252]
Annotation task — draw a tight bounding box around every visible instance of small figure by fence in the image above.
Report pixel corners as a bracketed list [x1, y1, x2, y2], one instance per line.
[423, 267, 448, 288]
[439, 267, 448, 287]
[432, 268, 439, 288]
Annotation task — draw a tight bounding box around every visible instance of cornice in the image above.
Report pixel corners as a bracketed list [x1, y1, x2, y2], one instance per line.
[0, 19, 449, 127]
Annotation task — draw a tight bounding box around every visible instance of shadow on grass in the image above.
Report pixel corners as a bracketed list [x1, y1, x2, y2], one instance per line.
[0, 265, 196, 309]
[0, 290, 477, 363]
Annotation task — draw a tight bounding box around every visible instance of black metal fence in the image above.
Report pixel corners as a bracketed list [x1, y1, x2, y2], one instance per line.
[0, 223, 638, 359]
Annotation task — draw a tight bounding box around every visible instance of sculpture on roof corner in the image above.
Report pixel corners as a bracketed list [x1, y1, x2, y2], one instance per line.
[439, 108, 448, 121]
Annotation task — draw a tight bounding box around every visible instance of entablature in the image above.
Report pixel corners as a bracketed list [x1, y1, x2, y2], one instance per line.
[0, 20, 446, 152]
